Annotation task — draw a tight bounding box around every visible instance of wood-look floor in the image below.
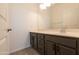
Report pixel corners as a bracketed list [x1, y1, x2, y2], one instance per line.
[10, 48, 39, 55]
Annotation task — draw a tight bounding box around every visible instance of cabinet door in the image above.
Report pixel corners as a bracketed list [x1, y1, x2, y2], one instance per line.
[56, 45, 76, 55]
[30, 33, 37, 49]
[45, 40, 56, 55]
[38, 38, 45, 55]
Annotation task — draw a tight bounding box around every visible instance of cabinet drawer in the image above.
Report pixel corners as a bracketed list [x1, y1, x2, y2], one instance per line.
[30, 32, 37, 37]
[45, 40, 56, 55]
[38, 33, 44, 39]
[45, 35, 76, 48]
[56, 45, 76, 55]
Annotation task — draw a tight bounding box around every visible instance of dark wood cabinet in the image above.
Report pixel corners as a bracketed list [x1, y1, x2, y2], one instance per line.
[30, 32, 79, 55]
[45, 40, 56, 55]
[56, 44, 76, 55]
[30, 33, 38, 50]
[45, 40, 76, 55]
[38, 38, 44, 54]
[37, 34, 45, 55]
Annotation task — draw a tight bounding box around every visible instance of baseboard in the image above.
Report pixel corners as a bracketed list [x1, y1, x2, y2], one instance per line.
[0, 52, 10, 55]
[9, 45, 31, 54]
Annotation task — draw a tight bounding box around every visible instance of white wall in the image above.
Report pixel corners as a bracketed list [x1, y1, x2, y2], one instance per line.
[0, 3, 53, 54]
[8, 4, 39, 53]
[37, 5, 52, 30]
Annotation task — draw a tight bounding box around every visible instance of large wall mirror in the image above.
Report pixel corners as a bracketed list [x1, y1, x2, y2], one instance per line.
[38, 3, 79, 30]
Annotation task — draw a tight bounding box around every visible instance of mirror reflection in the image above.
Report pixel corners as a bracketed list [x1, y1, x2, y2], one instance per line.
[38, 3, 79, 32]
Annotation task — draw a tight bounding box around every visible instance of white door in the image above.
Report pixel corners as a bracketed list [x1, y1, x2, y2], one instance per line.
[0, 14, 9, 54]
[0, 4, 10, 55]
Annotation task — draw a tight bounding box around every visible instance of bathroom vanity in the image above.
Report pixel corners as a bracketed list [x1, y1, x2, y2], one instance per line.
[29, 4, 79, 55]
[30, 30, 79, 55]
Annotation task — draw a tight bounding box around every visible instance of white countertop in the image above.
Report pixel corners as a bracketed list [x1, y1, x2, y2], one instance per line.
[30, 29, 79, 38]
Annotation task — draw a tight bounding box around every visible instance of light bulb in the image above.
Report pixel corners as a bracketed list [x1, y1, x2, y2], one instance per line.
[40, 4, 47, 10]
[44, 3, 51, 7]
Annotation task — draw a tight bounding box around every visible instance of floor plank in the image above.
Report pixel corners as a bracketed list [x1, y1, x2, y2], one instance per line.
[10, 48, 39, 55]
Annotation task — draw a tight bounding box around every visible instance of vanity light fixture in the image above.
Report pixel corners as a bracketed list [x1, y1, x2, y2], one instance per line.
[40, 4, 47, 10]
[43, 3, 51, 7]
[40, 3, 55, 10]
[40, 3, 51, 10]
